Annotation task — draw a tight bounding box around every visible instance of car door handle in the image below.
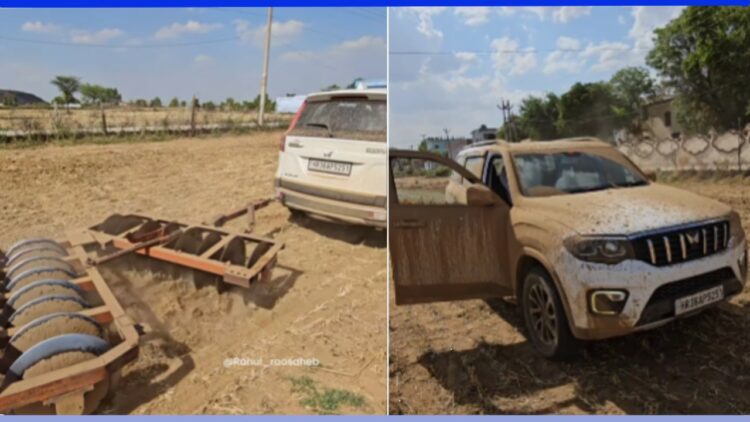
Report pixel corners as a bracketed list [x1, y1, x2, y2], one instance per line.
[393, 219, 425, 228]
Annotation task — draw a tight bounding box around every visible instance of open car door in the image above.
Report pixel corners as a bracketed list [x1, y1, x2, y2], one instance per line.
[389, 149, 512, 305]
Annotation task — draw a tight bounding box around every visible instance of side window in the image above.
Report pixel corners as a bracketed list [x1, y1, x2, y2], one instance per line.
[463, 156, 485, 181]
[488, 155, 512, 205]
[391, 157, 460, 205]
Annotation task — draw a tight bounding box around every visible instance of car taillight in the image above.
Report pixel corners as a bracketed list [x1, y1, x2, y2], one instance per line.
[281, 101, 307, 152]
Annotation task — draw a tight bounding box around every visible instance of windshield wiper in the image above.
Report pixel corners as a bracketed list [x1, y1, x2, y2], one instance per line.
[567, 185, 612, 194]
[303, 122, 334, 137]
[613, 180, 649, 188]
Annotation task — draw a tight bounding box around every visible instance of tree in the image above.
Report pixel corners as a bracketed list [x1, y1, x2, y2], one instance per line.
[149, 97, 162, 108]
[50, 76, 80, 107]
[133, 98, 148, 107]
[556, 82, 625, 138]
[322, 84, 341, 92]
[515, 94, 561, 140]
[647, 6, 750, 132]
[250, 94, 276, 112]
[169, 97, 180, 108]
[80, 84, 121, 106]
[223, 97, 237, 111]
[609, 67, 656, 132]
[203, 101, 216, 111]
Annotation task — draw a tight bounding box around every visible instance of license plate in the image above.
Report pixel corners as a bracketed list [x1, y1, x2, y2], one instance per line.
[308, 159, 352, 176]
[674, 285, 724, 316]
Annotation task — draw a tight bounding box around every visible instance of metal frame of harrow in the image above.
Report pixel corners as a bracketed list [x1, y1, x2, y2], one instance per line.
[0, 233, 140, 414]
[89, 213, 284, 288]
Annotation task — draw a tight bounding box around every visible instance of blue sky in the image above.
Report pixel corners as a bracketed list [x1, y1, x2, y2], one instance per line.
[389, 6, 685, 148]
[0, 7, 386, 103]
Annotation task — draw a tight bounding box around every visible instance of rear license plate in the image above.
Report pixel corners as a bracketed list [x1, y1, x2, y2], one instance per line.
[674, 285, 724, 316]
[308, 159, 352, 176]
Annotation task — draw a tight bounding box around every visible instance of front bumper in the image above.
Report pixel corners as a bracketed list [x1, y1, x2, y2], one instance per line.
[556, 239, 747, 340]
[275, 178, 387, 228]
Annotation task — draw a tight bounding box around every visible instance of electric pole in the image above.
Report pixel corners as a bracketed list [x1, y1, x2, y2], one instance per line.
[258, 7, 273, 126]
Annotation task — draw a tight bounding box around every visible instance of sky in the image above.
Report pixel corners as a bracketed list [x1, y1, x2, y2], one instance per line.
[389, 6, 685, 149]
[0, 7, 386, 103]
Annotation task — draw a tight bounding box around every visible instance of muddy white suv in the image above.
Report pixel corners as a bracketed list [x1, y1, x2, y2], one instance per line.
[275, 87, 387, 227]
[389, 138, 748, 359]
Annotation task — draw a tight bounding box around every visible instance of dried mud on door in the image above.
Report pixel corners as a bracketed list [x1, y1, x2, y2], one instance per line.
[389, 149, 512, 305]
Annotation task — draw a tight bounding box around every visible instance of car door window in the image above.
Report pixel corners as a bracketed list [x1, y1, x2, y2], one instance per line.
[463, 156, 485, 180]
[488, 155, 512, 205]
[391, 157, 461, 205]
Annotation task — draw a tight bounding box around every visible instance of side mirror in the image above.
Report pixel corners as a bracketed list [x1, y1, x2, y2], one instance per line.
[466, 184, 500, 207]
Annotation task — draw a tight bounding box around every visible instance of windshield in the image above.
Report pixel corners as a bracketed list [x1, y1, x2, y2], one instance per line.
[290, 97, 386, 142]
[512, 151, 647, 197]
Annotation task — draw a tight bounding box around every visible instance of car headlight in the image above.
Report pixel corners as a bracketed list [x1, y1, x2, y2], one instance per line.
[728, 211, 746, 245]
[564, 235, 635, 265]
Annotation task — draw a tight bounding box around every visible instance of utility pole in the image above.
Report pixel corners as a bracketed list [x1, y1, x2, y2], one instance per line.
[497, 99, 517, 142]
[258, 7, 273, 126]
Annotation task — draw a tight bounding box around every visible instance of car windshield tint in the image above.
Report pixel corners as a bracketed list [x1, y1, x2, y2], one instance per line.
[513, 151, 647, 197]
[290, 98, 386, 142]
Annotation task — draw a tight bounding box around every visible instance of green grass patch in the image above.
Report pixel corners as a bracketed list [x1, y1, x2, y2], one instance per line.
[289, 376, 366, 415]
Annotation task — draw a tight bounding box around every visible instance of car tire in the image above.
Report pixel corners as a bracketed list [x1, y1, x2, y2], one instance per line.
[521, 266, 581, 360]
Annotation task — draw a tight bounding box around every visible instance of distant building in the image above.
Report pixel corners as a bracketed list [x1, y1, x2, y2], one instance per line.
[642, 97, 683, 139]
[471, 124, 497, 143]
[421, 136, 471, 169]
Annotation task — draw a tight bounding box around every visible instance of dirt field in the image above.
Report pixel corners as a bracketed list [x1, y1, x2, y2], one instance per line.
[389, 176, 750, 415]
[0, 132, 386, 414]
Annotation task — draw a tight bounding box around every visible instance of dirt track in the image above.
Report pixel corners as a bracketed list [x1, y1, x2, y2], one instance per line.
[0, 132, 386, 414]
[390, 177, 750, 415]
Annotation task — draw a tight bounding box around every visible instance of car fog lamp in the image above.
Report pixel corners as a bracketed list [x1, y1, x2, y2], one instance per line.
[589, 290, 628, 315]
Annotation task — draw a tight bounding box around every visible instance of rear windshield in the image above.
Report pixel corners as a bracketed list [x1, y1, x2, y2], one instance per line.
[290, 97, 386, 142]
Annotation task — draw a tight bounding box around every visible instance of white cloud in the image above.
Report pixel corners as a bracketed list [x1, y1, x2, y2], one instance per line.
[194, 54, 213, 64]
[582, 41, 635, 72]
[495, 7, 589, 23]
[399, 7, 447, 39]
[629, 6, 684, 51]
[455, 51, 477, 62]
[544, 36, 585, 74]
[70, 28, 124, 45]
[154, 20, 222, 40]
[552, 7, 592, 23]
[21, 21, 60, 33]
[234, 19, 304, 46]
[454, 7, 492, 27]
[490, 37, 537, 76]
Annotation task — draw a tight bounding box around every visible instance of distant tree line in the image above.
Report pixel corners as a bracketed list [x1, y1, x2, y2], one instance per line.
[503, 6, 750, 140]
[48, 75, 276, 112]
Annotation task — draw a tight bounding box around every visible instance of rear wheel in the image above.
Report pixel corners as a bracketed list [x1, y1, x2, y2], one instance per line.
[521, 267, 580, 359]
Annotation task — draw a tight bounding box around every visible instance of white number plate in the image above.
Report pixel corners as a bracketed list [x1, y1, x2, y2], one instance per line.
[674, 285, 724, 316]
[308, 159, 352, 176]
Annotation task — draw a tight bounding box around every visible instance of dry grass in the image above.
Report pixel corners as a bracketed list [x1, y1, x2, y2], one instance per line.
[0, 107, 288, 133]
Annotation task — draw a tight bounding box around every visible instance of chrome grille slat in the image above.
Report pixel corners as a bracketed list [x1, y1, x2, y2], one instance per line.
[632, 220, 729, 267]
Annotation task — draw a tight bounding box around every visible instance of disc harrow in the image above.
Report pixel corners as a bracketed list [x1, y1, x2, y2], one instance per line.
[0, 199, 284, 414]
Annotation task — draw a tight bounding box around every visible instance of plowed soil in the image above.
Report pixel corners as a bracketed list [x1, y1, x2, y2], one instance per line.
[0, 132, 386, 414]
[389, 176, 750, 415]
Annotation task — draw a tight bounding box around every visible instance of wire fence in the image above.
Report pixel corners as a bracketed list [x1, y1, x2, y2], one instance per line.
[0, 106, 292, 142]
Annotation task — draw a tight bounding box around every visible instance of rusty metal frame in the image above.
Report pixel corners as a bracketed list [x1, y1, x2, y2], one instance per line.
[87, 213, 284, 289]
[0, 232, 140, 414]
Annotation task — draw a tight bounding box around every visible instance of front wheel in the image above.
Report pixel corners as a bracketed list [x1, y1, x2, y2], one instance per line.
[521, 267, 581, 359]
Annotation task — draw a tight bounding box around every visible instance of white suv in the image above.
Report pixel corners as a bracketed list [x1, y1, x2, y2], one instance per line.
[275, 88, 387, 228]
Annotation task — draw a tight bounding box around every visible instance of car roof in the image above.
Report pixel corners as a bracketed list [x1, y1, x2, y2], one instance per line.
[459, 137, 614, 156]
[305, 88, 386, 102]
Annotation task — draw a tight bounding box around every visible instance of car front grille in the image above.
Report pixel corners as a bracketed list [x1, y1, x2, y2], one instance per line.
[632, 220, 730, 267]
[636, 267, 741, 326]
